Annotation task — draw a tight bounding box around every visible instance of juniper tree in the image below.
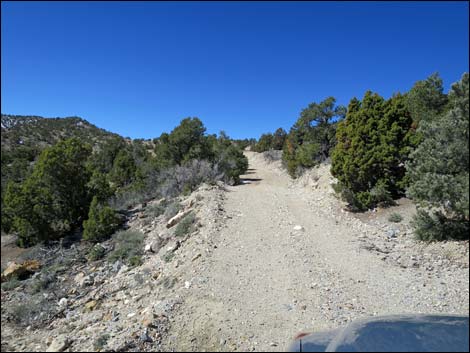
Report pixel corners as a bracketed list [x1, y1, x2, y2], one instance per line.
[3, 138, 92, 246]
[331, 92, 414, 210]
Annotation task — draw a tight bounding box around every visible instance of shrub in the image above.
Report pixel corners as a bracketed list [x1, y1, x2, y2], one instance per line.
[412, 209, 469, 241]
[388, 212, 403, 223]
[28, 270, 56, 294]
[332, 182, 369, 212]
[331, 92, 415, 210]
[83, 196, 121, 243]
[107, 230, 144, 267]
[174, 212, 196, 237]
[215, 145, 248, 184]
[1, 277, 22, 291]
[108, 187, 154, 211]
[8, 297, 56, 327]
[144, 203, 166, 218]
[88, 244, 106, 261]
[164, 201, 182, 220]
[263, 150, 282, 162]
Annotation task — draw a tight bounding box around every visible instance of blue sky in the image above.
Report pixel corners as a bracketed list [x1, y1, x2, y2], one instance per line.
[1, 1, 468, 140]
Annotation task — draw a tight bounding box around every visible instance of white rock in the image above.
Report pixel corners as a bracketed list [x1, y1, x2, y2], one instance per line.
[293, 225, 304, 231]
[58, 298, 68, 307]
[184, 281, 191, 289]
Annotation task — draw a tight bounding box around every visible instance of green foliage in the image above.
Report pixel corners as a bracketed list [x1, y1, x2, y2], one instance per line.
[253, 128, 287, 152]
[88, 137, 127, 174]
[107, 230, 145, 267]
[406, 73, 469, 240]
[109, 149, 137, 187]
[405, 73, 448, 124]
[157, 117, 212, 165]
[1, 277, 22, 291]
[331, 92, 414, 210]
[272, 128, 287, 150]
[86, 170, 114, 202]
[144, 203, 166, 218]
[216, 144, 249, 184]
[388, 212, 403, 223]
[295, 143, 321, 169]
[412, 209, 469, 242]
[3, 138, 92, 246]
[253, 133, 274, 152]
[82, 196, 120, 243]
[87, 243, 106, 261]
[174, 212, 197, 237]
[283, 97, 345, 177]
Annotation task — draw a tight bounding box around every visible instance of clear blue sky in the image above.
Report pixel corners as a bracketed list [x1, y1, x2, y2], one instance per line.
[2, 1, 468, 140]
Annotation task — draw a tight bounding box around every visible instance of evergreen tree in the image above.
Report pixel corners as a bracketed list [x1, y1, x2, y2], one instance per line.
[331, 92, 414, 210]
[406, 73, 469, 240]
[283, 97, 345, 176]
[3, 138, 92, 246]
[253, 133, 274, 152]
[109, 149, 136, 187]
[82, 196, 120, 242]
[272, 128, 287, 150]
[406, 72, 448, 124]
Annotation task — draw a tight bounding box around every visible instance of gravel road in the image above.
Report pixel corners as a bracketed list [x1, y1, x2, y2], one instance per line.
[162, 151, 469, 352]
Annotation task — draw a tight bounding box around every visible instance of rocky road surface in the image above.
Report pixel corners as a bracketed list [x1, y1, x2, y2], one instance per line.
[161, 151, 469, 352]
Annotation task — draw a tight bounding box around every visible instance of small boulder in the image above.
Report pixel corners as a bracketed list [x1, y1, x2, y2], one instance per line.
[1, 260, 41, 282]
[145, 237, 163, 254]
[46, 336, 70, 352]
[293, 225, 304, 231]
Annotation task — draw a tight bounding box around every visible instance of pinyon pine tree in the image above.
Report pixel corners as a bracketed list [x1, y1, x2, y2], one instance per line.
[406, 73, 469, 241]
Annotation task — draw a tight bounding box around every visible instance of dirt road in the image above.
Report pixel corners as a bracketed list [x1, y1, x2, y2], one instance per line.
[162, 151, 469, 352]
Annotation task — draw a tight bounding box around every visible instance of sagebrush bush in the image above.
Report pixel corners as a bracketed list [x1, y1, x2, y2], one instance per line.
[388, 212, 403, 223]
[88, 244, 106, 261]
[263, 150, 282, 162]
[108, 187, 155, 211]
[144, 203, 166, 218]
[1, 277, 22, 291]
[107, 230, 144, 266]
[8, 297, 56, 327]
[174, 212, 196, 237]
[164, 201, 182, 220]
